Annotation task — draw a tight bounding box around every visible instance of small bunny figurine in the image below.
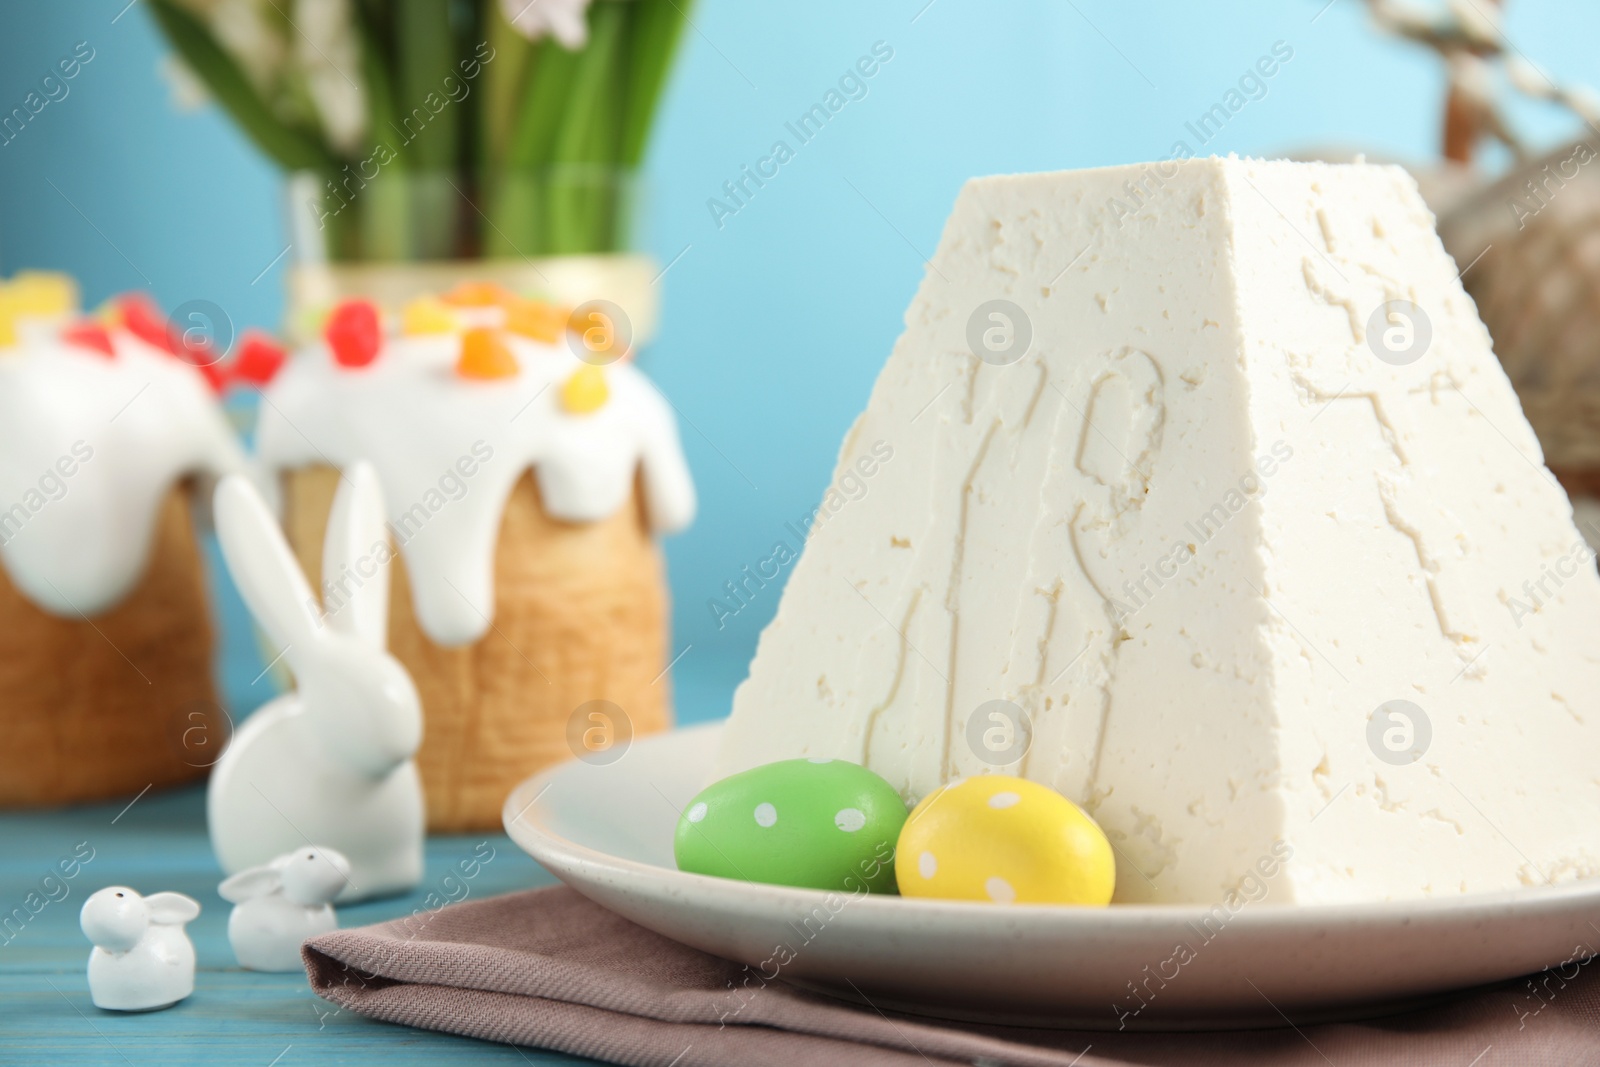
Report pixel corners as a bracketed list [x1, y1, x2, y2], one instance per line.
[208, 462, 425, 901]
[220, 845, 350, 971]
[80, 887, 200, 1011]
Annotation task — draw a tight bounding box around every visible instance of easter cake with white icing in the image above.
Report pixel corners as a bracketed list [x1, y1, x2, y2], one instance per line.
[0, 275, 254, 806]
[256, 283, 695, 831]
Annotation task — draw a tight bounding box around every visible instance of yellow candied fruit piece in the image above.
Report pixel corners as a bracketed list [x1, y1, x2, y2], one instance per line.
[504, 298, 567, 344]
[441, 281, 514, 308]
[8, 271, 79, 317]
[455, 327, 519, 380]
[0, 292, 19, 348]
[402, 296, 459, 336]
[560, 364, 609, 414]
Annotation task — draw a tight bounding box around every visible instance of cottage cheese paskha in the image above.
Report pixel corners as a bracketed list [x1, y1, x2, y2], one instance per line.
[718, 157, 1600, 905]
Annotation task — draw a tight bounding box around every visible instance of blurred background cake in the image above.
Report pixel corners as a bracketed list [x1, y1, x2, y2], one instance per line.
[0, 274, 251, 806]
[255, 284, 694, 830]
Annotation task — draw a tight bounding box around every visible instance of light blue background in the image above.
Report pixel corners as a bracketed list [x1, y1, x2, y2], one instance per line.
[2, 0, 1597, 719]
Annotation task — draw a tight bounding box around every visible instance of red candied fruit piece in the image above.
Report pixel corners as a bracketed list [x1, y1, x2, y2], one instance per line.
[61, 321, 115, 358]
[171, 330, 217, 370]
[231, 330, 287, 386]
[116, 292, 177, 354]
[195, 361, 227, 393]
[324, 299, 382, 368]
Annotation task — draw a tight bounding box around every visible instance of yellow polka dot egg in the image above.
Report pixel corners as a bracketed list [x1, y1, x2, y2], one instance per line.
[896, 775, 1115, 906]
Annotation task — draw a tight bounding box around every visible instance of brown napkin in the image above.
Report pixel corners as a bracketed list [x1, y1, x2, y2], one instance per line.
[303, 885, 1599, 1066]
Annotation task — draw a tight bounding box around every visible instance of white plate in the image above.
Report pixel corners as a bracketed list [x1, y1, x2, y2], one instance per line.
[503, 722, 1600, 1030]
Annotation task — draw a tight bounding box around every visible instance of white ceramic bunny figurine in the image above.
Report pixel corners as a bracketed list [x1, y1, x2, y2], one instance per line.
[219, 845, 350, 971]
[80, 887, 200, 1011]
[208, 461, 424, 902]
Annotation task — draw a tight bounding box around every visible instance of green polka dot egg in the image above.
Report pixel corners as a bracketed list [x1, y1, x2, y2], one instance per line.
[673, 758, 906, 893]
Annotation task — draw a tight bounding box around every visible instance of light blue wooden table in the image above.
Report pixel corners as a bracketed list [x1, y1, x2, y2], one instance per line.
[0, 781, 596, 1065]
[0, 470, 739, 1064]
[4, 654, 737, 1064]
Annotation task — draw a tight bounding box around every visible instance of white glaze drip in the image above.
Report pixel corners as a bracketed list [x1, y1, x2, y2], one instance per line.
[254, 332, 695, 647]
[0, 334, 250, 617]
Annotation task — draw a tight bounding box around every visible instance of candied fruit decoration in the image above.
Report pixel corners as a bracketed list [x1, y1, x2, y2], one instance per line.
[232, 330, 287, 386]
[456, 328, 519, 380]
[441, 281, 513, 308]
[195, 361, 228, 393]
[402, 296, 458, 336]
[117, 293, 177, 353]
[505, 298, 565, 344]
[560, 364, 609, 414]
[324, 299, 383, 368]
[0, 295, 19, 349]
[10, 271, 79, 317]
[170, 323, 218, 370]
[61, 321, 115, 357]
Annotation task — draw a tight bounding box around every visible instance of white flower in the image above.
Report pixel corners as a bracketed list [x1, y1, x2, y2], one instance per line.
[293, 0, 367, 155]
[304, 67, 367, 155]
[499, 0, 592, 50]
[209, 0, 287, 91]
[159, 54, 211, 111]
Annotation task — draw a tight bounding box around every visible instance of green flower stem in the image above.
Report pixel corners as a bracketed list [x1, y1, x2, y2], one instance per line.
[393, 0, 461, 257]
[480, 4, 529, 174]
[619, 0, 690, 168]
[355, 15, 409, 260]
[548, 1, 627, 253]
[151, 0, 693, 261]
[489, 39, 578, 255]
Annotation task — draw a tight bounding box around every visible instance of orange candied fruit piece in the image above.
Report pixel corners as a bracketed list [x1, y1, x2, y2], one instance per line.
[504, 297, 567, 344]
[441, 281, 515, 308]
[456, 327, 519, 380]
